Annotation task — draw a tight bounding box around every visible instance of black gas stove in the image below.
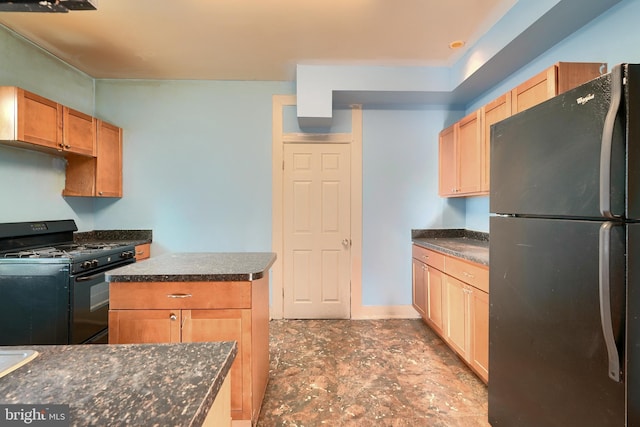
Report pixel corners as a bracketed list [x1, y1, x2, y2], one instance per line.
[0, 220, 136, 345]
[3, 242, 136, 273]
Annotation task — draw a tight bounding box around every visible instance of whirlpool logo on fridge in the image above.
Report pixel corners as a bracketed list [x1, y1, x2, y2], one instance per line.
[0, 405, 69, 426]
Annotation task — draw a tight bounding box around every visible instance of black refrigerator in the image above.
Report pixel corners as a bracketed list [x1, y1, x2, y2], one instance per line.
[489, 64, 640, 426]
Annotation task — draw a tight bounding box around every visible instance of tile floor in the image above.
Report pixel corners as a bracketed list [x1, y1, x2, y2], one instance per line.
[257, 319, 489, 426]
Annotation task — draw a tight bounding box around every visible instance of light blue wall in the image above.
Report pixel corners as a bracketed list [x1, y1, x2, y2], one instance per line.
[462, 0, 640, 233]
[93, 80, 294, 255]
[0, 26, 95, 230]
[362, 107, 465, 305]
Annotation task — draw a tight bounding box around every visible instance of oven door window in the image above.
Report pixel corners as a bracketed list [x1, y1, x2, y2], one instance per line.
[71, 272, 111, 344]
[90, 281, 109, 312]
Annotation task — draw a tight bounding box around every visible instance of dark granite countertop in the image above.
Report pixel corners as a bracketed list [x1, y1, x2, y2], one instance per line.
[106, 252, 277, 282]
[0, 341, 236, 427]
[412, 229, 489, 266]
[74, 229, 153, 247]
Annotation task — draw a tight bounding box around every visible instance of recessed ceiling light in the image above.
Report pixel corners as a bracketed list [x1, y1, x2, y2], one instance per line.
[449, 40, 466, 49]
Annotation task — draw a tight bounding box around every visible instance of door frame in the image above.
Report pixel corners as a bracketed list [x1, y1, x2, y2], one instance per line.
[271, 95, 363, 319]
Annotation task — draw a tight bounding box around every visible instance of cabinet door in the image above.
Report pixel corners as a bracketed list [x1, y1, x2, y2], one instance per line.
[511, 66, 556, 114]
[17, 88, 62, 150]
[426, 265, 444, 335]
[456, 111, 482, 195]
[469, 288, 489, 383]
[511, 62, 606, 114]
[438, 123, 456, 196]
[108, 309, 181, 343]
[444, 275, 469, 359]
[182, 309, 252, 421]
[481, 93, 511, 192]
[63, 107, 96, 156]
[96, 120, 123, 197]
[412, 258, 427, 318]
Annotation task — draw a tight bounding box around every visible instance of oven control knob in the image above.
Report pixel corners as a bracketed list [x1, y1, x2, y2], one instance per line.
[81, 260, 92, 269]
[91, 259, 99, 268]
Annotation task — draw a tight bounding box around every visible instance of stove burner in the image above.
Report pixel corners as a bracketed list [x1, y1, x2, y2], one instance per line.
[4, 247, 71, 258]
[3, 242, 132, 259]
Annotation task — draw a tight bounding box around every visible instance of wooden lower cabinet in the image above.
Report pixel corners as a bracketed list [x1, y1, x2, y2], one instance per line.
[134, 243, 151, 261]
[426, 265, 444, 336]
[469, 287, 489, 381]
[203, 375, 232, 427]
[412, 246, 445, 335]
[109, 276, 269, 425]
[109, 309, 181, 343]
[184, 309, 251, 419]
[412, 244, 489, 383]
[443, 275, 469, 358]
[411, 257, 427, 318]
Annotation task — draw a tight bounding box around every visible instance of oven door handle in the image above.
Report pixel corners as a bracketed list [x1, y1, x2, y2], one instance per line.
[76, 273, 103, 282]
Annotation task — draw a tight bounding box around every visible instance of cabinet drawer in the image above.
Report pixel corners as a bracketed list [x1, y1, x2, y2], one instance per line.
[110, 281, 252, 310]
[412, 245, 445, 271]
[445, 257, 489, 293]
[134, 243, 151, 261]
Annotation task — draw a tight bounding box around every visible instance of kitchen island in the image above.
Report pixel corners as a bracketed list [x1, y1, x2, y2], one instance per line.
[106, 252, 276, 426]
[0, 341, 236, 426]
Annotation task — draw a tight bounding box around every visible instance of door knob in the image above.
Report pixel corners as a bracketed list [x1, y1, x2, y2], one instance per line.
[342, 238, 351, 247]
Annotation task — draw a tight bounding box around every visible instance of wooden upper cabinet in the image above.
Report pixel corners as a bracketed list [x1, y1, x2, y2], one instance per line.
[0, 87, 99, 156]
[63, 107, 96, 156]
[481, 93, 512, 193]
[511, 62, 606, 114]
[438, 123, 456, 197]
[439, 111, 482, 197]
[63, 120, 123, 198]
[0, 86, 62, 150]
[456, 110, 482, 195]
[437, 62, 605, 198]
[96, 120, 123, 197]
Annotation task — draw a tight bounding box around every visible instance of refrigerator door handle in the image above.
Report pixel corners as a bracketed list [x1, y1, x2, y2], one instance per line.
[599, 64, 623, 219]
[599, 222, 622, 382]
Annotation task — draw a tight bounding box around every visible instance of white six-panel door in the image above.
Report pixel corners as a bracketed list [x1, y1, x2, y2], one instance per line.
[283, 142, 351, 318]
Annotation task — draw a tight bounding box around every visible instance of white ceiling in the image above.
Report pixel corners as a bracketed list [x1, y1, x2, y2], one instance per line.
[0, 0, 516, 81]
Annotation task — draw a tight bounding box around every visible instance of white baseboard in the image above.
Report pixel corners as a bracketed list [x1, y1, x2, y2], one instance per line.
[270, 305, 421, 320]
[350, 304, 421, 320]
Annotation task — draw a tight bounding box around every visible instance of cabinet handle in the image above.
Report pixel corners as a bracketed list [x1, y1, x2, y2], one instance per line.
[136, 250, 145, 255]
[462, 271, 475, 279]
[170, 313, 177, 321]
[167, 293, 192, 298]
[422, 255, 429, 259]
